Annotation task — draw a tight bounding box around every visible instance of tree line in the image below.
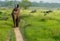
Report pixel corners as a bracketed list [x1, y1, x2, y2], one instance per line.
[0, 0, 60, 9]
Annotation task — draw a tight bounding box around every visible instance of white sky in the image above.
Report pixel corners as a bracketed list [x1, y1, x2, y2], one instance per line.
[29, 0, 60, 3]
[0, 0, 60, 3]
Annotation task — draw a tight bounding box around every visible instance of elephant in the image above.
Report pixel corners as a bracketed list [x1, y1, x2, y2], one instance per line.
[11, 4, 20, 28]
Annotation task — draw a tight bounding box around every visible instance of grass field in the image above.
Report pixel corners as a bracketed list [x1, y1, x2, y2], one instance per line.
[0, 8, 15, 41]
[20, 9, 60, 41]
[0, 8, 60, 41]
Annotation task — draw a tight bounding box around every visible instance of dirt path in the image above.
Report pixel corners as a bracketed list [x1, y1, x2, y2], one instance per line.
[14, 27, 24, 41]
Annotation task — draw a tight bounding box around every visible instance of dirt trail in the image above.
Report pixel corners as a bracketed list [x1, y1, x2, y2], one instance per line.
[14, 27, 24, 41]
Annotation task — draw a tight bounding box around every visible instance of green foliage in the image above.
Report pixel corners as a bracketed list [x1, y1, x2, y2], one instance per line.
[20, 9, 60, 41]
[0, 1, 60, 8]
[1, 8, 60, 41]
[0, 8, 15, 41]
[20, 0, 31, 9]
[10, 30, 16, 41]
[7, 1, 13, 7]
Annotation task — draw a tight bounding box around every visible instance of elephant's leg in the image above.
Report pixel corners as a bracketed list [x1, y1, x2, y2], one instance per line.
[16, 18, 18, 27]
[16, 17, 20, 27]
[18, 16, 20, 22]
[13, 15, 16, 28]
[14, 19, 16, 28]
[18, 16, 20, 27]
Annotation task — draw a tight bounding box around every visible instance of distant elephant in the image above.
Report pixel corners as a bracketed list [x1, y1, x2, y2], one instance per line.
[11, 4, 20, 28]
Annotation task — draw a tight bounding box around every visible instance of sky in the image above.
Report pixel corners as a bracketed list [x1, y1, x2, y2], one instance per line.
[29, 0, 60, 3]
[0, 0, 60, 3]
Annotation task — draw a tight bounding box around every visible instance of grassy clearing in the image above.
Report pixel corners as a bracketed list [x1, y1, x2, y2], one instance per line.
[0, 8, 15, 41]
[0, 8, 60, 41]
[20, 9, 60, 41]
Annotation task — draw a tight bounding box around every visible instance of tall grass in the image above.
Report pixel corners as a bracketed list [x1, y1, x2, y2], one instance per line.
[20, 9, 60, 41]
[0, 9, 15, 41]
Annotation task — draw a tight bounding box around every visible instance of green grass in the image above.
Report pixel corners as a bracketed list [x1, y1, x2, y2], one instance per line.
[0, 8, 15, 41]
[10, 30, 16, 41]
[20, 9, 60, 41]
[1, 8, 60, 41]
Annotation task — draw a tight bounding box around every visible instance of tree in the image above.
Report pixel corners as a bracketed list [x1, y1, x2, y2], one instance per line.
[21, 0, 31, 9]
[7, 1, 13, 7]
